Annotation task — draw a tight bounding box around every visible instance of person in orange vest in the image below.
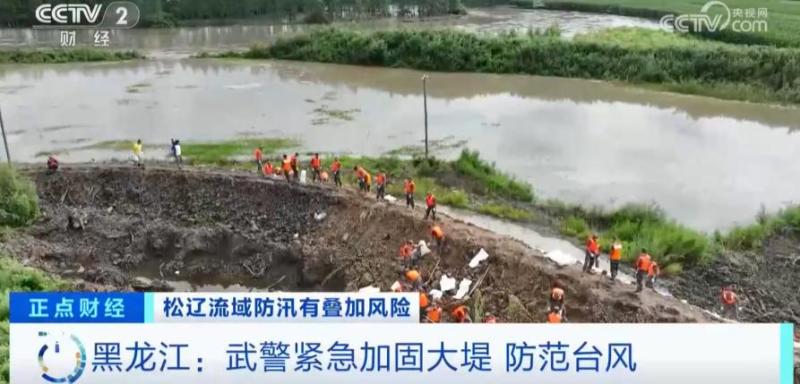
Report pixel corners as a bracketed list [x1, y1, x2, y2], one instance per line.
[583, 234, 600, 273]
[546, 308, 563, 323]
[431, 225, 446, 252]
[634, 248, 652, 293]
[646, 260, 660, 290]
[720, 285, 738, 320]
[451, 305, 471, 323]
[310, 153, 322, 182]
[419, 292, 429, 309]
[375, 171, 387, 201]
[262, 161, 274, 177]
[549, 280, 565, 312]
[254, 146, 264, 173]
[405, 269, 422, 290]
[609, 239, 623, 281]
[281, 154, 292, 182]
[399, 240, 414, 265]
[425, 303, 442, 323]
[290, 152, 299, 180]
[482, 313, 498, 323]
[353, 166, 366, 192]
[331, 157, 342, 187]
[404, 178, 416, 209]
[424, 192, 437, 221]
[364, 170, 372, 193]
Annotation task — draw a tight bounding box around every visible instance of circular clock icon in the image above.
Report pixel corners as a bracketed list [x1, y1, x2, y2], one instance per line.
[37, 332, 86, 383]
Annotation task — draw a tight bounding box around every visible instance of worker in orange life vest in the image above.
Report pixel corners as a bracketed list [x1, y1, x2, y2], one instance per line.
[290, 152, 299, 181]
[262, 161, 274, 177]
[310, 153, 322, 182]
[330, 157, 342, 187]
[634, 249, 652, 293]
[253, 146, 263, 173]
[646, 260, 660, 290]
[451, 305, 471, 323]
[281, 154, 292, 182]
[375, 171, 387, 201]
[546, 308, 563, 323]
[583, 234, 600, 273]
[425, 302, 442, 323]
[720, 285, 739, 320]
[404, 178, 416, 209]
[609, 239, 623, 281]
[431, 225, 446, 253]
[424, 192, 437, 221]
[549, 280, 565, 313]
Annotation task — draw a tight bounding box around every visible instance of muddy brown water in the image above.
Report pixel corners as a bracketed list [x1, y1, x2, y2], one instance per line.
[1, 8, 799, 231]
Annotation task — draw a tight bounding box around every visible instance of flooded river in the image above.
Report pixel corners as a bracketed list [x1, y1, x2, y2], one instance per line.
[1, 8, 799, 231]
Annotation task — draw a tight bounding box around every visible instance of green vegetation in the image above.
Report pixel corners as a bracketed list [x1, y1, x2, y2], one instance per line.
[64, 138, 298, 166]
[718, 206, 800, 251]
[551, 202, 711, 272]
[0, 166, 39, 228]
[454, 150, 534, 202]
[478, 203, 533, 221]
[512, 0, 800, 48]
[0, 256, 69, 383]
[220, 28, 800, 104]
[181, 138, 299, 165]
[336, 150, 532, 218]
[0, 49, 142, 64]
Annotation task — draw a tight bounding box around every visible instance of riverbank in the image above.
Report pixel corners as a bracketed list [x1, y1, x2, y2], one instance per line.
[511, 0, 800, 48]
[210, 28, 800, 105]
[0, 48, 143, 64]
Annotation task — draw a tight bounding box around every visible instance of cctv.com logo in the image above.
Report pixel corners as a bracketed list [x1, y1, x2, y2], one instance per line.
[34, 1, 140, 30]
[660, 1, 769, 33]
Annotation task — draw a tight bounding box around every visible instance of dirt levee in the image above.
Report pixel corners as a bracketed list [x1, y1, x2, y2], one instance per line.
[7, 165, 715, 323]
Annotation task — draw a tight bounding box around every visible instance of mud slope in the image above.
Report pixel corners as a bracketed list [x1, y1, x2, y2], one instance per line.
[7, 165, 715, 323]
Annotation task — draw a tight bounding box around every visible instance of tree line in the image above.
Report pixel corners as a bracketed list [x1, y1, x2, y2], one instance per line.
[0, 0, 510, 27]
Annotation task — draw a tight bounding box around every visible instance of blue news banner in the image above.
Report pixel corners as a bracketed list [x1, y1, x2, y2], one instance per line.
[9, 292, 795, 384]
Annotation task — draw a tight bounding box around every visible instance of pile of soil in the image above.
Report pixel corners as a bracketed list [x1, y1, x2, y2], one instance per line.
[5, 165, 717, 324]
[669, 237, 800, 324]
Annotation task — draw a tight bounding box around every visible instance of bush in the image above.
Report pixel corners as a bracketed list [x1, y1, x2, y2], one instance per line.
[560, 216, 590, 238]
[439, 190, 469, 208]
[453, 150, 534, 202]
[0, 166, 39, 227]
[0, 256, 68, 383]
[478, 204, 533, 221]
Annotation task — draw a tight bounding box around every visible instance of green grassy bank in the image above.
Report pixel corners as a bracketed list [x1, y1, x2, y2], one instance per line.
[511, 0, 800, 48]
[0, 48, 143, 64]
[212, 28, 800, 105]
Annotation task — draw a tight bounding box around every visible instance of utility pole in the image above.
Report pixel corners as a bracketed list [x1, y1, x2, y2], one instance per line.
[0, 104, 9, 164]
[422, 74, 429, 159]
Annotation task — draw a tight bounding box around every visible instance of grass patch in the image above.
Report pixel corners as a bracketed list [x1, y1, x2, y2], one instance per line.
[439, 190, 470, 208]
[68, 138, 298, 166]
[516, 0, 800, 48]
[0, 166, 39, 228]
[719, 205, 800, 251]
[478, 203, 533, 222]
[454, 150, 534, 202]
[224, 28, 800, 105]
[0, 48, 143, 64]
[555, 203, 711, 270]
[181, 138, 299, 165]
[0, 256, 69, 383]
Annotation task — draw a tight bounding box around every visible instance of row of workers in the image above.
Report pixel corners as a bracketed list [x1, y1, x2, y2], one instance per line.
[254, 149, 440, 219]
